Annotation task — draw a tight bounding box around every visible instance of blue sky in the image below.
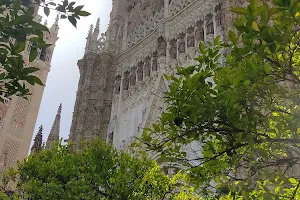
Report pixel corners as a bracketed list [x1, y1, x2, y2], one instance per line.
[31, 0, 112, 146]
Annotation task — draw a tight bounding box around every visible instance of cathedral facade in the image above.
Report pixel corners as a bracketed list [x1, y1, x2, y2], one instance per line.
[70, 0, 245, 149]
[0, 8, 59, 173]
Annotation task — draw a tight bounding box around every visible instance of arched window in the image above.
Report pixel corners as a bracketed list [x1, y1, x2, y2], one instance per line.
[15, 123, 23, 137]
[9, 121, 17, 135]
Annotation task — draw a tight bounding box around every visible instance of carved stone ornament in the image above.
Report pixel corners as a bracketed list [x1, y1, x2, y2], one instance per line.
[114, 75, 121, 94]
[195, 20, 204, 42]
[169, 39, 177, 60]
[130, 67, 137, 86]
[152, 51, 158, 71]
[206, 13, 214, 35]
[158, 37, 166, 57]
[187, 27, 195, 48]
[126, 0, 164, 48]
[137, 62, 144, 81]
[123, 71, 130, 90]
[144, 57, 151, 76]
[215, 3, 224, 27]
[178, 33, 186, 54]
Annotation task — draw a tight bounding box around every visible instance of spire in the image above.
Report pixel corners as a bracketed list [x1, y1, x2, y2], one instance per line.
[50, 15, 60, 34]
[85, 24, 93, 54]
[91, 18, 100, 52]
[88, 24, 93, 36]
[94, 18, 100, 35]
[85, 18, 100, 54]
[30, 125, 43, 155]
[45, 104, 62, 150]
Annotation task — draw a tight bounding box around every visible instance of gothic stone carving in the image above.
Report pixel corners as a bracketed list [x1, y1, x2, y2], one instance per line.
[152, 51, 158, 71]
[187, 26, 195, 48]
[137, 62, 144, 81]
[123, 71, 130, 90]
[169, 39, 177, 60]
[114, 75, 121, 94]
[178, 33, 186, 54]
[127, 0, 164, 48]
[195, 20, 204, 42]
[206, 13, 214, 35]
[215, 3, 225, 27]
[144, 57, 151, 77]
[130, 67, 137, 86]
[158, 37, 166, 57]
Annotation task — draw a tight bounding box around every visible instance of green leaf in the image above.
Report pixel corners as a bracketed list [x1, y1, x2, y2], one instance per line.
[199, 42, 205, 54]
[250, 0, 258, 9]
[47, 2, 56, 6]
[68, 16, 77, 28]
[68, 2, 76, 9]
[23, 75, 43, 85]
[63, 0, 68, 7]
[289, 178, 298, 186]
[74, 5, 84, 11]
[231, 7, 248, 15]
[29, 21, 49, 32]
[44, 7, 50, 17]
[15, 41, 26, 53]
[22, 67, 39, 74]
[214, 35, 221, 46]
[228, 30, 237, 45]
[78, 11, 91, 16]
[252, 21, 260, 31]
[29, 48, 38, 62]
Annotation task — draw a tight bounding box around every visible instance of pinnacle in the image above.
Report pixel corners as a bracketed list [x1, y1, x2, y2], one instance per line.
[45, 104, 62, 149]
[94, 18, 100, 34]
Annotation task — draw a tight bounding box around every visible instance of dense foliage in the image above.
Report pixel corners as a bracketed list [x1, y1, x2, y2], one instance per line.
[1, 140, 200, 200]
[0, 0, 90, 101]
[137, 0, 300, 198]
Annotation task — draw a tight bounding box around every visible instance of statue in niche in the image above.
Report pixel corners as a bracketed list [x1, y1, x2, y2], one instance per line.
[140, 0, 151, 23]
[206, 13, 214, 35]
[187, 27, 195, 48]
[144, 57, 151, 76]
[150, 0, 164, 15]
[215, 3, 224, 27]
[152, 51, 158, 71]
[169, 39, 177, 60]
[129, 67, 137, 86]
[114, 75, 121, 94]
[108, 132, 114, 144]
[127, 0, 140, 12]
[178, 33, 186, 54]
[137, 62, 144, 81]
[123, 71, 130, 90]
[158, 37, 166, 57]
[127, 1, 142, 33]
